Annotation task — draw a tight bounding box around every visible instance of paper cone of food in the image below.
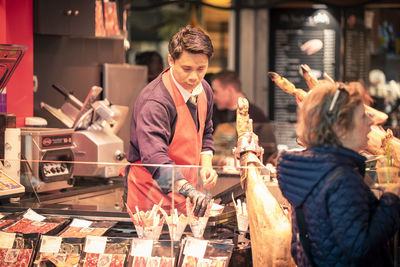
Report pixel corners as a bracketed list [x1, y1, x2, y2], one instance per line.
[134, 224, 144, 238]
[232, 194, 249, 233]
[186, 198, 213, 238]
[126, 204, 144, 238]
[189, 217, 209, 238]
[161, 208, 188, 241]
[236, 214, 249, 233]
[143, 216, 165, 240]
[170, 220, 187, 241]
[126, 200, 164, 239]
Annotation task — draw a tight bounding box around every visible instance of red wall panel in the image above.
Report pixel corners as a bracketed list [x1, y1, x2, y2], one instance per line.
[0, 1, 6, 41]
[0, 0, 33, 127]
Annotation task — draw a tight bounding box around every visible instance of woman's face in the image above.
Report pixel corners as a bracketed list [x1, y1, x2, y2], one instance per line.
[340, 103, 373, 152]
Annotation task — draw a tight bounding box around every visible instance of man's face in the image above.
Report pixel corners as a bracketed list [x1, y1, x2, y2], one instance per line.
[168, 51, 208, 92]
[212, 79, 231, 110]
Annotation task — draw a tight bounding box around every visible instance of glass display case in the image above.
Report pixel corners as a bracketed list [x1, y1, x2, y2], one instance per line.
[0, 157, 272, 266]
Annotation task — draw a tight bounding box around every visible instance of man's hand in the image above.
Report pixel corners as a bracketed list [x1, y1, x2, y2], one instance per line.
[200, 153, 218, 190]
[175, 180, 212, 217]
[187, 188, 212, 217]
[200, 166, 218, 190]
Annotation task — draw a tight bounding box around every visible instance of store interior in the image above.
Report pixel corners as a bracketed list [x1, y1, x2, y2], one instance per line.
[1, 0, 400, 266]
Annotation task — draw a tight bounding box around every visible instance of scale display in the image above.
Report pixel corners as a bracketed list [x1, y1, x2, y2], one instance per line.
[0, 167, 24, 197]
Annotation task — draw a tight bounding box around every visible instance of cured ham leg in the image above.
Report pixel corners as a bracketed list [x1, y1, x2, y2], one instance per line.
[300, 64, 318, 90]
[269, 70, 389, 153]
[364, 105, 388, 125]
[268, 72, 308, 102]
[235, 97, 294, 267]
[383, 129, 400, 168]
[300, 70, 388, 125]
[366, 125, 387, 155]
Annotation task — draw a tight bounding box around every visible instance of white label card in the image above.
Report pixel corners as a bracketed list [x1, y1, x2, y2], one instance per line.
[23, 208, 45, 222]
[0, 232, 15, 249]
[84, 236, 107, 254]
[183, 237, 208, 258]
[40, 235, 62, 253]
[70, 218, 92, 228]
[130, 239, 153, 257]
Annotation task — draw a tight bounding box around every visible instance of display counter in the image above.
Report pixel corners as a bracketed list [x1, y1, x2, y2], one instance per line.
[0, 147, 392, 266]
[0, 159, 261, 266]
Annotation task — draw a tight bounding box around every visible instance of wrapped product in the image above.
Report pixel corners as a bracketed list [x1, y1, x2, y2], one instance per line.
[178, 237, 233, 267]
[127, 239, 179, 267]
[80, 236, 131, 267]
[33, 236, 84, 266]
[3, 209, 69, 235]
[58, 218, 116, 238]
[0, 211, 24, 230]
[0, 232, 39, 267]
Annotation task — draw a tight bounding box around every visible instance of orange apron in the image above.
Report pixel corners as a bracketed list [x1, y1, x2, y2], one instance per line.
[126, 68, 207, 213]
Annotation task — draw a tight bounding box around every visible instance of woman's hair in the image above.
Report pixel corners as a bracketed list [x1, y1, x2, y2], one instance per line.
[297, 80, 364, 148]
[168, 25, 214, 60]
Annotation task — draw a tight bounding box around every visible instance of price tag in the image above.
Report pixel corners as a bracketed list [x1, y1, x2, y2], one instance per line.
[40, 235, 62, 253]
[70, 218, 92, 228]
[23, 208, 45, 222]
[183, 237, 207, 258]
[0, 232, 15, 249]
[84, 236, 107, 254]
[31, 221, 47, 227]
[130, 239, 153, 257]
[80, 227, 94, 233]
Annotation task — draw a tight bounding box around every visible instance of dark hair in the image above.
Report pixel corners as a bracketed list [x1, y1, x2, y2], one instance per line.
[297, 81, 363, 148]
[135, 51, 163, 66]
[135, 51, 164, 82]
[168, 25, 214, 60]
[212, 70, 241, 92]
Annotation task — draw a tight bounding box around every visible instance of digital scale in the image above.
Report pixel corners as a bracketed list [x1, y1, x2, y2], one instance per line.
[0, 166, 24, 197]
[20, 128, 75, 192]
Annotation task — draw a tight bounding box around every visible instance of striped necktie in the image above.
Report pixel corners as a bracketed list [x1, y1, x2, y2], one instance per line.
[187, 95, 199, 131]
[189, 95, 198, 105]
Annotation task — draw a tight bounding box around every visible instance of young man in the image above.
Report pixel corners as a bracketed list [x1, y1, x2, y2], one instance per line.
[126, 25, 218, 216]
[212, 70, 277, 162]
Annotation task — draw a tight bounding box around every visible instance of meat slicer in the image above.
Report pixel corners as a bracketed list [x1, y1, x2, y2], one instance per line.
[41, 84, 128, 178]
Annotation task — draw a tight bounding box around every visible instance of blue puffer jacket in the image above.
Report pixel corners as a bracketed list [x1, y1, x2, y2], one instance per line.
[277, 146, 400, 267]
